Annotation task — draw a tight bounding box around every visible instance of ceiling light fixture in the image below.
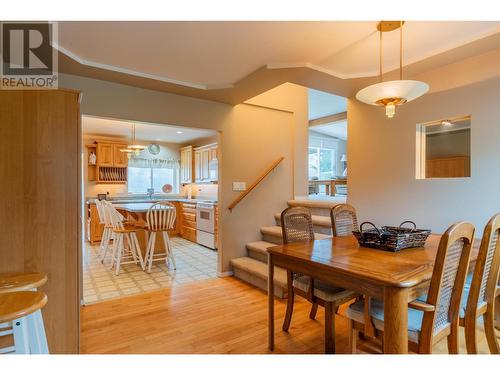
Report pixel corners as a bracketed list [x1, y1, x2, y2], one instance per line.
[176, 131, 183, 134]
[121, 123, 145, 158]
[356, 21, 429, 119]
[441, 120, 453, 126]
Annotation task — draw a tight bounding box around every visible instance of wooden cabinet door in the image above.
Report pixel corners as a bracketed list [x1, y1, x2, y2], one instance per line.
[113, 143, 128, 167]
[180, 147, 193, 183]
[195, 150, 202, 182]
[201, 149, 210, 180]
[97, 143, 114, 166]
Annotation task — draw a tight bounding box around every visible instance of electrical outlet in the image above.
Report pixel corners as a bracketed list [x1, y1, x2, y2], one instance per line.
[232, 182, 246, 191]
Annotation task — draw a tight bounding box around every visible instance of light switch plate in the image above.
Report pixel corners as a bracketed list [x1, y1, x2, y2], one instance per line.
[232, 182, 246, 191]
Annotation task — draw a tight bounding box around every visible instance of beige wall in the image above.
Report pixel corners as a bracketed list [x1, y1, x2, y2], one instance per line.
[61, 73, 295, 273]
[245, 82, 309, 197]
[348, 76, 500, 237]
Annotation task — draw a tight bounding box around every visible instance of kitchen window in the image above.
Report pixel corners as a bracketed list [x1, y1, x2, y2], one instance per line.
[128, 166, 179, 194]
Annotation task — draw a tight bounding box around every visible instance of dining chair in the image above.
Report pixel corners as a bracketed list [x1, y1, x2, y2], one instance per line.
[460, 213, 500, 354]
[95, 199, 114, 263]
[104, 202, 145, 275]
[280, 206, 360, 354]
[345, 221, 475, 354]
[330, 203, 359, 236]
[144, 201, 177, 273]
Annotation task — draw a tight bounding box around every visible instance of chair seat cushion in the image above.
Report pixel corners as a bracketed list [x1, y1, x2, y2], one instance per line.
[345, 299, 423, 343]
[293, 276, 359, 303]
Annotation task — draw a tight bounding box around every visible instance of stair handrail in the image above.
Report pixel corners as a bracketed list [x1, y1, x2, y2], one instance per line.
[228, 157, 285, 212]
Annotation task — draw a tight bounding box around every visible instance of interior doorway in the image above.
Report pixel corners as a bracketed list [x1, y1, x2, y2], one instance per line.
[80, 115, 221, 305]
[307, 89, 348, 201]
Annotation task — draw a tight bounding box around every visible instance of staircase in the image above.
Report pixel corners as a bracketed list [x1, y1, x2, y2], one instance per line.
[230, 198, 344, 298]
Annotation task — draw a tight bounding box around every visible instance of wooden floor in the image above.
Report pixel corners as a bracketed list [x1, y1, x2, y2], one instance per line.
[80, 277, 497, 354]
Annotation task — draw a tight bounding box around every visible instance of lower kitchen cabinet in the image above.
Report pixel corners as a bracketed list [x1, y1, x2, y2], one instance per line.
[180, 202, 197, 242]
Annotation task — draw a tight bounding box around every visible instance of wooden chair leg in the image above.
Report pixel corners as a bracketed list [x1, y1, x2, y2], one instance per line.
[464, 314, 478, 354]
[309, 302, 319, 320]
[484, 305, 500, 354]
[447, 322, 459, 354]
[282, 271, 294, 332]
[324, 302, 335, 354]
[348, 320, 357, 354]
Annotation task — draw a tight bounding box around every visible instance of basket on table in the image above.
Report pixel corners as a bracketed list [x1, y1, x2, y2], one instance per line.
[352, 221, 431, 252]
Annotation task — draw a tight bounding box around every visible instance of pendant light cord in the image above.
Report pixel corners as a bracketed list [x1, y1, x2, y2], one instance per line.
[400, 21, 403, 80]
[379, 27, 383, 82]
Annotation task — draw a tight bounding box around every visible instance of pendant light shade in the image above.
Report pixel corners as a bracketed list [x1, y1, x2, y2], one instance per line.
[121, 123, 145, 157]
[356, 21, 429, 118]
[356, 80, 429, 118]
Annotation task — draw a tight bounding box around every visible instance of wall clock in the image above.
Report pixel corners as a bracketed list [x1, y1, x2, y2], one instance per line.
[148, 143, 160, 155]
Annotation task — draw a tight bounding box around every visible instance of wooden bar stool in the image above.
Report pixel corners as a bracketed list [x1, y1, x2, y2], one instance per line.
[0, 272, 48, 354]
[145, 202, 177, 273]
[0, 291, 48, 354]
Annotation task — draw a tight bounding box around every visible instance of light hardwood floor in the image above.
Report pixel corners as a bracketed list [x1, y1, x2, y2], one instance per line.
[80, 277, 497, 354]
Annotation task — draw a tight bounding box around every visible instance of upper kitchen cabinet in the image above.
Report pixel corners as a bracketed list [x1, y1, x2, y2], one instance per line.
[180, 145, 194, 184]
[89, 141, 129, 183]
[113, 143, 129, 167]
[97, 142, 114, 166]
[195, 143, 218, 183]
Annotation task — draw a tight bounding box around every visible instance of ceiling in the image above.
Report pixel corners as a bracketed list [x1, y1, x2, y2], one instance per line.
[308, 88, 347, 120]
[59, 21, 499, 85]
[58, 21, 500, 104]
[310, 120, 348, 140]
[82, 116, 216, 143]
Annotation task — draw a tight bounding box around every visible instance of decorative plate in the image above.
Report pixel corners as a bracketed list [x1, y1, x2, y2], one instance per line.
[162, 184, 173, 193]
[148, 143, 160, 155]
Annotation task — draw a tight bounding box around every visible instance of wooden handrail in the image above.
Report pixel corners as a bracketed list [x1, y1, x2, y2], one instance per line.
[228, 157, 285, 212]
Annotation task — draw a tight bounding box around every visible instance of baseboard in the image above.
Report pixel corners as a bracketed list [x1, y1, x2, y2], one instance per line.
[217, 270, 234, 277]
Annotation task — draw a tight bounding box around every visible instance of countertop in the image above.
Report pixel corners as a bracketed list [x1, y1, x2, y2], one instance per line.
[86, 197, 218, 205]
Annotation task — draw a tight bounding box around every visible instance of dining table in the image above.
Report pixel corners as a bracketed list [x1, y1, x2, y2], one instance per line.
[113, 202, 176, 256]
[267, 234, 479, 354]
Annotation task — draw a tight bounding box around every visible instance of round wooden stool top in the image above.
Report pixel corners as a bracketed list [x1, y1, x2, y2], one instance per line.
[0, 291, 47, 324]
[0, 272, 47, 294]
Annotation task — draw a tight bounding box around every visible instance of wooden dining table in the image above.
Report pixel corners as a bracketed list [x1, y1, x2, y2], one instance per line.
[113, 202, 175, 256]
[267, 234, 479, 354]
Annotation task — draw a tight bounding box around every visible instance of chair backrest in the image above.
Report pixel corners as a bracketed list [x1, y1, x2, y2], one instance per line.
[330, 203, 359, 236]
[465, 214, 500, 315]
[146, 201, 177, 232]
[420, 221, 475, 343]
[102, 201, 125, 231]
[94, 199, 106, 224]
[280, 207, 314, 244]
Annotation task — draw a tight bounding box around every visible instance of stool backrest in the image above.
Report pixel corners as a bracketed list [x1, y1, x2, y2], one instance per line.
[420, 221, 475, 347]
[94, 199, 106, 224]
[280, 207, 314, 244]
[330, 203, 359, 236]
[102, 201, 125, 231]
[466, 214, 500, 314]
[146, 201, 176, 232]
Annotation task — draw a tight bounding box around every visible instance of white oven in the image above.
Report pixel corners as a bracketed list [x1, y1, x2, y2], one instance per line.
[196, 203, 216, 249]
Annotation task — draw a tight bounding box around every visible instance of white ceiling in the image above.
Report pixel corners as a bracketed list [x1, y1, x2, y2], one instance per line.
[308, 88, 347, 120]
[310, 120, 348, 140]
[82, 116, 216, 143]
[58, 21, 500, 89]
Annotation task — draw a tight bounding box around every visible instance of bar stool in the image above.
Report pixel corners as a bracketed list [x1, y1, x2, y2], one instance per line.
[95, 199, 114, 263]
[144, 202, 177, 273]
[0, 272, 49, 354]
[104, 202, 144, 275]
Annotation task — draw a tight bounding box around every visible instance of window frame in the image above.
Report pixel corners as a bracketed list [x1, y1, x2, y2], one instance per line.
[127, 166, 179, 194]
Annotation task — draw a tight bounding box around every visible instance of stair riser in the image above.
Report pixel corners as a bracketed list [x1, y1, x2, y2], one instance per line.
[274, 218, 332, 235]
[262, 233, 283, 245]
[305, 207, 332, 217]
[247, 248, 268, 263]
[232, 267, 286, 298]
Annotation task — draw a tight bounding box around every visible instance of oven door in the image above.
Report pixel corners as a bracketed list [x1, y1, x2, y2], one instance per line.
[196, 205, 214, 233]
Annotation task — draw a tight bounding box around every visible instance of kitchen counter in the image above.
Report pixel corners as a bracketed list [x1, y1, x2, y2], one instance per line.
[86, 197, 218, 205]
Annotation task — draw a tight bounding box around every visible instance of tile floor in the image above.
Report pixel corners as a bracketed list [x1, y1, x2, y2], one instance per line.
[82, 236, 218, 304]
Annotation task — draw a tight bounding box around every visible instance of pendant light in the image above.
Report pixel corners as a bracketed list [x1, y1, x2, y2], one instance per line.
[356, 21, 429, 118]
[120, 123, 145, 158]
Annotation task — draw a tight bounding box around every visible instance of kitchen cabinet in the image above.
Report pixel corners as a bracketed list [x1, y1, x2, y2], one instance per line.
[180, 145, 194, 184]
[180, 202, 197, 242]
[91, 141, 129, 183]
[113, 143, 129, 167]
[88, 203, 105, 243]
[194, 143, 218, 183]
[97, 143, 114, 166]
